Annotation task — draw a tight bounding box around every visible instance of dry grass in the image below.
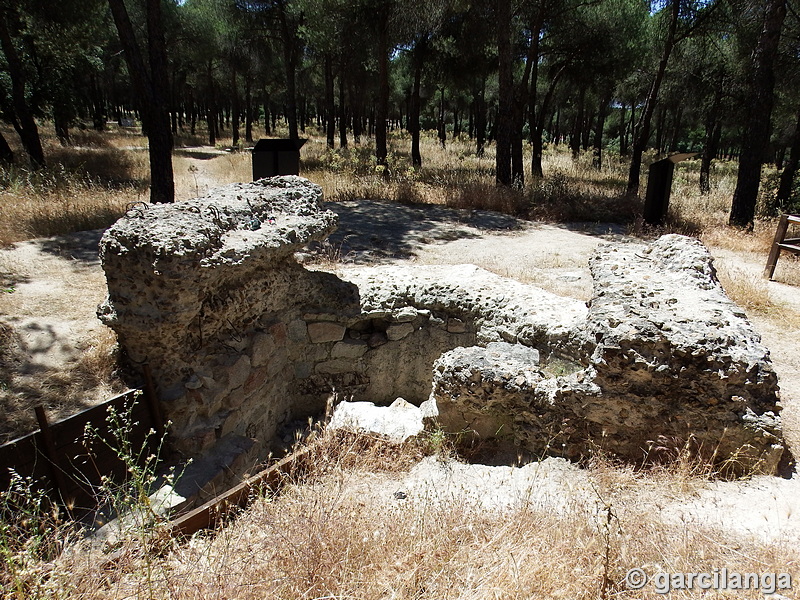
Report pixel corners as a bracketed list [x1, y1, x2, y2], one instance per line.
[0, 168, 143, 247]
[714, 265, 776, 315]
[0, 129, 149, 247]
[0, 324, 123, 444]
[29, 430, 797, 600]
[301, 135, 643, 223]
[0, 122, 279, 246]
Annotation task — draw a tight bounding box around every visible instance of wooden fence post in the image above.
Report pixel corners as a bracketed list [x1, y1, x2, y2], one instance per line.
[764, 214, 800, 279]
[34, 406, 72, 506]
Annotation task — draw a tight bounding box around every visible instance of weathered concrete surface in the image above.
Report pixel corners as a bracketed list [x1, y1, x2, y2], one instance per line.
[340, 264, 586, 405]
[98, 176, 785, 474]
[344, 264, 587, 354]
[98, 177, 360, 455]
[429, 235, 785, 474]
[583, 235, 783, 471]
[431, 342, 546, 443]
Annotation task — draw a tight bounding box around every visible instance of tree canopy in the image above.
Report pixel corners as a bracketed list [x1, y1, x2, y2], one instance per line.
[1, 0, 799, 222]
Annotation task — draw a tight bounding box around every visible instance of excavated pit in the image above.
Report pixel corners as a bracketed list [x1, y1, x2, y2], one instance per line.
[98, 178, 787, 481]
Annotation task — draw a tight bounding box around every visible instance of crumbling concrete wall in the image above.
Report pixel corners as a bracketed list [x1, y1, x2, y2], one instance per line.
[429, 235, 785, 474]
[342, 264, 588, 403]
[99, 178, 359, 455]
[99, 178, 785, 474]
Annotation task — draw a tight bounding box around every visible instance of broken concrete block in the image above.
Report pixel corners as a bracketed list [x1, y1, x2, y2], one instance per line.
[429, 236, 785, 474]
[328, 398, 424, 443]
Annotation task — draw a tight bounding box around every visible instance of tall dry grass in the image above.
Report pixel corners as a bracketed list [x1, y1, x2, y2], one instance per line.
[0, 121, 274, 247]
[37, 429, 798, 600]
[0, 129, 149, 247]
[300, 132, 643, 222]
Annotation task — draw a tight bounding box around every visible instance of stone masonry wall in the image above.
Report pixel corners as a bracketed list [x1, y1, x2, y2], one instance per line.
[99, 178, 786, 474]
[99, 178, 359, 455]
[99, 179, 578, 457]
[428, 235, 786, 474]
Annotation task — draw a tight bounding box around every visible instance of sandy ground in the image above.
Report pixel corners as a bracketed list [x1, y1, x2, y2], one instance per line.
[322, 454, 800, 545]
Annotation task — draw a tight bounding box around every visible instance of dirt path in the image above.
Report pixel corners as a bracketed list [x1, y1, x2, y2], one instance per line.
[0, 230, 117, 438]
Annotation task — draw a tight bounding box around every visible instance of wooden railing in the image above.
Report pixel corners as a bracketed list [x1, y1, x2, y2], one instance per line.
[764, 214, 800, 280]
[0, 378, 164, 512]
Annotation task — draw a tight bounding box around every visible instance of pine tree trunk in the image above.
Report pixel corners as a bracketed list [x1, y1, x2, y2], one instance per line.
[338, 71, 348, 148]
[593, 90, 612, 170]
[468, 103, 474, 138]
[108, 0, 174, 203]
[410, 43, 423, 167]
[144, 0, 174, 203]
[582, 110, 593, 151]
[495, 0, 513, 185]
[553, 108, 560, 145]
[0, 9, 45, 168]
[438, 88, 446, 148]
[275, 0, 299, 140]
[190, 96, 197, 136]
[570, 87, 585, 159]
[375, 13, 389, 173]
[91, 75, 105, 131]
[54, 105, 72, 147]
[509, 13, 541, 187]
[475, 79, 486, 157]
[263, 91, 271, 135]
[775, 108, 800, 209]
[208, 64, 217, 144]
[245, 79, 253, 142]
[668, 106, 683, 152]
[700, 91, 722, 194]
[0, 131, 14, 163]
[232, 68, 240, 147]
[730, 0, 787, 228]
[325, 56, 335, 149]
[351, 85, 362, 144]
[299, 96, 306, 133]
[531, 65, 564, 178]
[627, 0, 680, 195]
[654, 106, 666, 153]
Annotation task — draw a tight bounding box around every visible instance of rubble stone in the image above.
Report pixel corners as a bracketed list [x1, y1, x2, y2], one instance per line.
[429, 236, 785, 474]
[99, 177, 786, 473]
[307, 322, 346, 343]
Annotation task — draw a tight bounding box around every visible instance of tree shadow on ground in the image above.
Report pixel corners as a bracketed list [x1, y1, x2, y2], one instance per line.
[174, 148, 231, 160]
[0, 318, 99, 444]
[35, 229, 104, 267]
[559, 221, 630, 238]
[316, 199, 526, 264]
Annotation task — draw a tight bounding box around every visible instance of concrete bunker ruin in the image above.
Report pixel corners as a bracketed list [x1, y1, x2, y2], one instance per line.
[98, 177, 786, 476]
